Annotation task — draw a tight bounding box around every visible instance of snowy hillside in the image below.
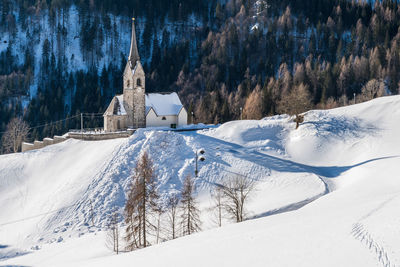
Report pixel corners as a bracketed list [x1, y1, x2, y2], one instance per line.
[1, 96, 400, 266]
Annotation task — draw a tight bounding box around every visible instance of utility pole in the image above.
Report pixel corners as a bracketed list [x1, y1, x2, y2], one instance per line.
[81, 113, 83, 132]
[240, 107, 243, 120]
[191, 111, 194, 125]
[81, 113, 83, 139]
[354, 93, 356, 105]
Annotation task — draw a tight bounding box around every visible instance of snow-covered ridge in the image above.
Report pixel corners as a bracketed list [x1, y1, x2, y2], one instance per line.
[1, 96, 400, 266]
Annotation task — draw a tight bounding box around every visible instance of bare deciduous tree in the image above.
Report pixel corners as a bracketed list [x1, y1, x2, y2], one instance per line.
[360, 79, 385, 102]
[124, 152, 159, 250]
[125, 178, 141, 251]
[220, 175, 255, 223]
[1, 117, 29, 153]
[167, 192, 180, 239]
[210, 186, 224, 227]
[180, 175, 201, 236]
[277, 83, 313, 129]
[243, 85, 263, 120]
[106, 207, 120, 254]
[154, 200, 164, 244]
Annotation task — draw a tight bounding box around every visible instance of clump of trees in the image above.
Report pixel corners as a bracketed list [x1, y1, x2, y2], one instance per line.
[124, 153, 203, 251]
[360, 79, 386, 102]
[122, 152, 257, 252]
[1, 117, 29, 153]
[218, 175, 255, 223]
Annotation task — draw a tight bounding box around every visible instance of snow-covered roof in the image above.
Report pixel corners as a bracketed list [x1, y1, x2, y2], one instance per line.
[103, 95, 126, 116]
[116, 95, 127, 115]
[145, 93, 184, 116]
[104, 92, 184, 117]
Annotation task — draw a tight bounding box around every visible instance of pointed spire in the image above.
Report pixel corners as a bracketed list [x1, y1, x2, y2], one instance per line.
[128, 16, 140, 66]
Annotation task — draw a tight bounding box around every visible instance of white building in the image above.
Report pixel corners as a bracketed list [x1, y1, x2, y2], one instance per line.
[103, 19, 187, 132]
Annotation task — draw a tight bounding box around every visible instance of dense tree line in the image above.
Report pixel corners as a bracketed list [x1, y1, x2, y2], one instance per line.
[181, 0, 400, 123]
[1, 0, 400, 151]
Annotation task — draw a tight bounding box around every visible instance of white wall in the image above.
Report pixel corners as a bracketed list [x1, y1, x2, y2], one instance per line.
[178, 108, 188, 126]
[146, 109, 178, 127]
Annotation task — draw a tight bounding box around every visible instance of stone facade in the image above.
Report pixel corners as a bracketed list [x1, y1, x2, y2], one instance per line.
[104, 113, 127, 132]
[123, 60, 146, 128]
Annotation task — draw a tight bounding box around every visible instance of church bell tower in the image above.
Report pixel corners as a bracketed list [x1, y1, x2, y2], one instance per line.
[123, 17, 146, 128]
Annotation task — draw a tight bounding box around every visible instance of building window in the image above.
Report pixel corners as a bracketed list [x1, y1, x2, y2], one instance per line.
[162, 116, 166, 120]
[127, 80, 130, 88]
[137, 78, 141, 87]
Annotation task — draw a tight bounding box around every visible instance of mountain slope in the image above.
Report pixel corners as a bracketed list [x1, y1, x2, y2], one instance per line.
[1, 96, 400, 266]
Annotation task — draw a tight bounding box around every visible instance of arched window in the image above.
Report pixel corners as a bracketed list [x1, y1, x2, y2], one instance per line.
[162, 117, 166, 120]
[127, 80, 130, 88]
[137, 78, 141, 87]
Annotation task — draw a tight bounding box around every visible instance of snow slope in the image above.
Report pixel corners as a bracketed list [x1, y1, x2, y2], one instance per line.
[1, 96, 400, 266]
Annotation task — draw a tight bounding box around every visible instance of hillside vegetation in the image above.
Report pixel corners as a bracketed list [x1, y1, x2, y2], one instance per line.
[1, 0, 400, 146]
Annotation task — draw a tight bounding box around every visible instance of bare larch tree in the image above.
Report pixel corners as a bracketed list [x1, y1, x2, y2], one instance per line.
[220, 175, 255, 223]
[1, 117, 30, 153]
[180, 175, 201, 236]
[124, 151, 159, 250]
[210, 186, 224, 227]
[167, 192, 180, 239]
[106, 207, 120, 254]
[277, 83, 312, 129]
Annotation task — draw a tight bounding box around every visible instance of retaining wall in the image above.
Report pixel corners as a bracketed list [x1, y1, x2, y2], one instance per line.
[66, 130, 133, 141]
[22, 135, 68, 152]
[21, 130, 134, 153]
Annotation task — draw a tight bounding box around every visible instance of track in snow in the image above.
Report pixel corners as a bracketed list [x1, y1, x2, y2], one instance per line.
[351, 197, 399, 267]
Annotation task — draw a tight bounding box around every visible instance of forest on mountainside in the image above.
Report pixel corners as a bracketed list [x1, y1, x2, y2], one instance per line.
[1, 0, 400, 151]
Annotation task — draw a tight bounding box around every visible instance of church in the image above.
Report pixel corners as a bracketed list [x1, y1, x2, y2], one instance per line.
[103, 18, 188, 132]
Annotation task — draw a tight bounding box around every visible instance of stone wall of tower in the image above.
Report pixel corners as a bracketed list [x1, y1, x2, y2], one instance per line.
[123, 63, 134, 127]
[123, 61, 146, 128]
[120, 18, 146, 129]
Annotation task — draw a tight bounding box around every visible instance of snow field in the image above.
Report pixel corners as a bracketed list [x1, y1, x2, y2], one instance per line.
[1, 96, 400, 266]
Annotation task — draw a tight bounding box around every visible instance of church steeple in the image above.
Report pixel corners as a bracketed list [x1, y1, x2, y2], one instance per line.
[128, 17, 140, 66]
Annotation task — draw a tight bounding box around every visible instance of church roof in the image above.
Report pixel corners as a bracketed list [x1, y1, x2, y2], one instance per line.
[104, 93, 184, 117]
[103, 95, 126, 116]
[146, 93, 184, 116]
[116, 95, 127, 115]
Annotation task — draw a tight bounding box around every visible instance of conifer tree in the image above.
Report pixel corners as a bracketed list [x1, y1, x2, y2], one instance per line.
[180, 175, 201, 236]
[167, 192, 180, 240]
[125, 151, 159, 250]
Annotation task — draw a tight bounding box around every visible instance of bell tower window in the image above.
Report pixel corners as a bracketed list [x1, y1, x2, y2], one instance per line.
[137, 78, 141, 87]
[127, 80, 130, 88]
